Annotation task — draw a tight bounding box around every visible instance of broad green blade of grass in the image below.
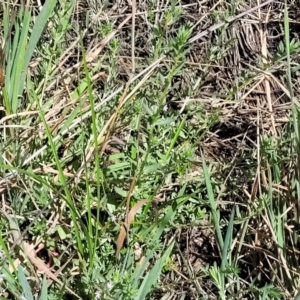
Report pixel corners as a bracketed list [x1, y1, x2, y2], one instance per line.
[135, 240, 175, 300]
[18, 265, 34, 300]
[40, 277, 48, 300]
[18, 0, 58, 96]
[294, 289, 300, 300]
[221, 205, 235, 272]
[160, 294, 171, 300]
[7, 6, 30, 114]
[4, 1, 58, 113]
[132, 246, 157, 288]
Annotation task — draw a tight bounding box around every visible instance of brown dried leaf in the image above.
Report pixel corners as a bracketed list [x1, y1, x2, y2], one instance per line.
[116, 199, 150, 257]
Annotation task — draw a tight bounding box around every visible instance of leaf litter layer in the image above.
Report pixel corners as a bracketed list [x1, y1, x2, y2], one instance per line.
[0, 0, 300, 299]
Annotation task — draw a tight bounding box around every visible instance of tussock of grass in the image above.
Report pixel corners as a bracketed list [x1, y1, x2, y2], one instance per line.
[0, 0, 300, 299]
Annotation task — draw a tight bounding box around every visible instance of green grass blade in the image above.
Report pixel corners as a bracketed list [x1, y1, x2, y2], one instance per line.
[81, 36, 102, 268]
[135, 240, 175, 300]
[284, 0, 300, 249]
[164, 117, 186, 160]
[294, 289, 300, 300]
[201, 152, 224, 249]
[8, 7, 30, 113]
[221, 205, 235, 272]
[18, 0, 58, 96]
[28, 81, 84, 255]
[39, 277, 48, 300]
[18, 265, 34, 300]
[0, 230, 16, 273]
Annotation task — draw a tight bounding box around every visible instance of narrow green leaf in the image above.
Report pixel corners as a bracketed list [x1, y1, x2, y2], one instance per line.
[39, 277, 48, 300]
[201, 152, 224, 249]
[19, 0, 58, 95]
[107, 162, 131, 171]
[9, 8, 30, 113]
[114, 186, 127, 197]
[144, 163, 162, 174]
[18, 265, 34, 300]
[221, 205, 235, 272]
[135, 241, 175, 300]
